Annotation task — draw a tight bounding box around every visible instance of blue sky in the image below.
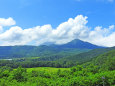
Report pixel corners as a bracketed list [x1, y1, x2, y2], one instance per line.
[0, 0, 115, 28]
[0, 0, 115, 47]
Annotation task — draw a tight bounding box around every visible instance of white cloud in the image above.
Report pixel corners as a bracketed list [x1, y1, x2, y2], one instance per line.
[0, 15, 115, 47]
[81, 25, 115, 47]
[0, 26, 3, 32]
[0, 17, 16, 33]
[0, 17, 16, 26]
[50, 15, 89, 44]
[0, 25, 52, 46]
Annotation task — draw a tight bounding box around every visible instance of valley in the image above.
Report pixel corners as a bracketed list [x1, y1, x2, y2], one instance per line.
[0, 39, 115, 86]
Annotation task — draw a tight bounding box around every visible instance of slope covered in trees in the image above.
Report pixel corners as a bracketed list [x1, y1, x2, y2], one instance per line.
[0, 39, 103, 59]
[0, 47, 114, 68]
[91, 49, 115, 71]
[0, 45, 90, 59]
[0, 50, 115, 86]
[59, 47, 115, 63]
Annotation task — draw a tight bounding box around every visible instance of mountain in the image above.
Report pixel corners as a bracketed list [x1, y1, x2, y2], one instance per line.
[42, 42, 54, 46]
[59, 47, 115, 64]
[0, 39, 104, 59]
[0, 45, 90, 59]
[50, 39, 104, 49]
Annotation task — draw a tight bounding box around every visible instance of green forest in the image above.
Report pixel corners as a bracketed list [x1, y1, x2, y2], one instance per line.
[0, 49, 115, 86]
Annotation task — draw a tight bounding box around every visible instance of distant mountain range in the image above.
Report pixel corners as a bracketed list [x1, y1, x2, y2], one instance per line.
[49, 39, 104, 49]
[0, 39, 104, 59]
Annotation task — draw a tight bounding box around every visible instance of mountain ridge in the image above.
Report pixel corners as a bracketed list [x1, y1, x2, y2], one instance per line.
[48, 39, 104, 49]
[0, 39, 104, 59]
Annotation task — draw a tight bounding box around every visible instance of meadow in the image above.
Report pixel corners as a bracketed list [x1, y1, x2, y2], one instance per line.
[26, 67, 70, 73]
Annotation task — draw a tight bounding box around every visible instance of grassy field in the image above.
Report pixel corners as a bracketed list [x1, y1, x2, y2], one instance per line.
[26, 67, 70, 73]
[13, 57, 40, 60]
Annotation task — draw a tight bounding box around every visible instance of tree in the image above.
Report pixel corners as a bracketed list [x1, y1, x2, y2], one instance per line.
[12, 66, 27, 82]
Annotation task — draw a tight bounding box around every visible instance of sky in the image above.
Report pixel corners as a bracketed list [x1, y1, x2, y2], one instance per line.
[0, 0, 115, 47]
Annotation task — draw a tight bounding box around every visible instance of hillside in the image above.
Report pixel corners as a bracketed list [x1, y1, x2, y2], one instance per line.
[0, 39, 103, 59]
[59, 47, 115, 63]
[0, 45, 90, 59]
[0, 50, 115, 86]
[1, 47, 115, 68]
[92, 50, 115, 70]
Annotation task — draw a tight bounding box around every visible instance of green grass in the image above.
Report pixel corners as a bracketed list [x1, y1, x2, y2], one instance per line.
[30, 57, 40, 59]
[26, 67, 70, 73]
[13, 57, 40, 60]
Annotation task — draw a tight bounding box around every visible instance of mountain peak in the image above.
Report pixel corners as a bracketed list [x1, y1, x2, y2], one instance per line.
[54, 39, 104, 49]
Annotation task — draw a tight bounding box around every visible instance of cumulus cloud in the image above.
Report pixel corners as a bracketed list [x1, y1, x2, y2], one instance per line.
[0, 17, 16, 33]
[0, 17, 16, 26]
[0, 15, 115, 47]
[82, 25, 115, 47]
[0, 26, 2, 32]
[51, 15, 89, 44]
[0, 25, 52, 45]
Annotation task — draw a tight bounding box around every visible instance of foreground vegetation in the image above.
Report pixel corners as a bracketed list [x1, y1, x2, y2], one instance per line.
[0, 50, 115, 86]
[0, 65, 114, 86]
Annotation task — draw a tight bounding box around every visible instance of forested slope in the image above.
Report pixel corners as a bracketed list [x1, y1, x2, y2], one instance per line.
[0, 39, 103, 59]
[0, 50, 115, 86]
[59, 47, 115, 63]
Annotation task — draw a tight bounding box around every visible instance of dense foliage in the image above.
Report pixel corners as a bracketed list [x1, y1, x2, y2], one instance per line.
[0, 65, 114, 86]
[0, 59, 76, 68]
[59, 47, 115, 63]
[0, 47, 115, 68]
[0, 50, 115, 86]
